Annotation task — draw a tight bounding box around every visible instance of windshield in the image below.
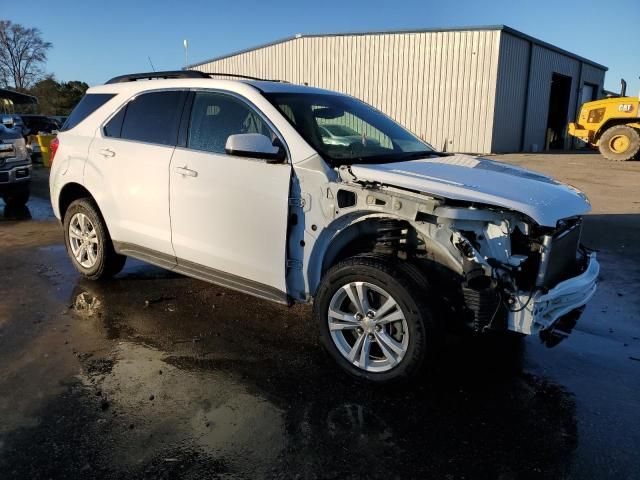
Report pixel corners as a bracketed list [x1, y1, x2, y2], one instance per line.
[264, 92, 436, 165]
[324, 124, 358, 136]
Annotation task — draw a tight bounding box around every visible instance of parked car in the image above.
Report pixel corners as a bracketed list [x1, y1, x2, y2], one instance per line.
[0, 116, 31, 206]
[50, 115, 68, 127]
[49, 71, 599, 383]
[19, 114, 61, 137]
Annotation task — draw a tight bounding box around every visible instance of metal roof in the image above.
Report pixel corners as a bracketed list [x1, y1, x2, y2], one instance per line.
[187, 24, 607, 72]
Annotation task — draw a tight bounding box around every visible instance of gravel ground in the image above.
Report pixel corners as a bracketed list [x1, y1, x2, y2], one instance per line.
[0, 153, 638, 479]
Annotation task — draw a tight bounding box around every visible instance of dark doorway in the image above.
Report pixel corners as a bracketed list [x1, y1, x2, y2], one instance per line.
[545, 73, 572, 150]
[581, 82, 598, 104]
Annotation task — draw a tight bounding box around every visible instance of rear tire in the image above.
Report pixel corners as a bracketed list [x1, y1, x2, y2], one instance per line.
[598, 125, 640, 161]
[63, 198, 126, 280]
[2, 183, 30, 207]
[313, 254, 439, 384]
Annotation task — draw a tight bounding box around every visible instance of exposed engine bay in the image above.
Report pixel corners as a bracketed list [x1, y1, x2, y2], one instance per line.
[304, 162, 600, 347]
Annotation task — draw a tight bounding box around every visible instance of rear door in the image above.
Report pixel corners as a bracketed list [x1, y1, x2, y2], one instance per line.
[88, 90, 187, 257]
[169, 90, 292, 295]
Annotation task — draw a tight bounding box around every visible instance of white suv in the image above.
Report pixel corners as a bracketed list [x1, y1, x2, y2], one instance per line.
[50, 71, 599, 383]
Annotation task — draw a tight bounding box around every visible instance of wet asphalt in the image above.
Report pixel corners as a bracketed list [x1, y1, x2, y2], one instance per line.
[1, 155, 639, 479]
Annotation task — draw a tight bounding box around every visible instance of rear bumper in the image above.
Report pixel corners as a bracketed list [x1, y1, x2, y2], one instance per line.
[508, 253, 599, 336]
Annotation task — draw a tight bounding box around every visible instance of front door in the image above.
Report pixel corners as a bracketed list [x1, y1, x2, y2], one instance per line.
[169, 91, 291, 295]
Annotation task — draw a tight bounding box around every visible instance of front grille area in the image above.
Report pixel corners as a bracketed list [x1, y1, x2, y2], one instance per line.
[541, 221, 583, 288]
[0, 171, 9, 183]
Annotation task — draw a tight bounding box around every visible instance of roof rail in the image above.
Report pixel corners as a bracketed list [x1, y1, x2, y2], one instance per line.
[105, 70, 208, 84]
[105, 70, 285, 84]
[205, 72, 284, 82]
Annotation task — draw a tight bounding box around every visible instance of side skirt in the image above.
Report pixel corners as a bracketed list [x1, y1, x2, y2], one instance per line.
[113, 241, 291, 306]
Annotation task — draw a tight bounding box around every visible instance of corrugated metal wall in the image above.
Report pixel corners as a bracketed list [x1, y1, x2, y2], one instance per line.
[491, 33, 530, 152]
[193, 30, 501, 153]
[516, 43, 605, 152]
[193, 29, 606, 153]
[493, 32, 606, 152]
[522, 45, 581, 151]
[581, 64, 606, 90]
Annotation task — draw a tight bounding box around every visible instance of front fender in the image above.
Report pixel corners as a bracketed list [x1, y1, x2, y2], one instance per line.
[305, 211, 464, 296]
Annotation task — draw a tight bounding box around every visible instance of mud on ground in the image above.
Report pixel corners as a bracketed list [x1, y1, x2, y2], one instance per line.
[0, 153, 638, 479]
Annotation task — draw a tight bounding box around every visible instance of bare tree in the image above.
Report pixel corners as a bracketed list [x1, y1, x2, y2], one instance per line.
[0, 20, 52, 91]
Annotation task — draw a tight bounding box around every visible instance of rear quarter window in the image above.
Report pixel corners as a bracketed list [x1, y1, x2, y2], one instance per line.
[118, 91, 186, 146]
[61, 94, 115, 131]
[104, 107, 126, 138]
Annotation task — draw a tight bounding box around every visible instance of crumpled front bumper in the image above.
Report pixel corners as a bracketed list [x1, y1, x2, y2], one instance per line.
[508, 253, 599, 336]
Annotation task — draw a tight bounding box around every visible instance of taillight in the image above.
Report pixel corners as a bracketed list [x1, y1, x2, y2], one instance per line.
[49, 137, 59, 164]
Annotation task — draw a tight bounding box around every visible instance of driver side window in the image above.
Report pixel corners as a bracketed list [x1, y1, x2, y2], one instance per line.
[187, 92, 273, 154]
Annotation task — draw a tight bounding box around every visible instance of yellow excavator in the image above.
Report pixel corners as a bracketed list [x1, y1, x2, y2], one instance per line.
[568, 79, 640, 161]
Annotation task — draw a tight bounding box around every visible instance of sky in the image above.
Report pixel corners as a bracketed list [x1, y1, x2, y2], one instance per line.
[2, 0, 639, 95]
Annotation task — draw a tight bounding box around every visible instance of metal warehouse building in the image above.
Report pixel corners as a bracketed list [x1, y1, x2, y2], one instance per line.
[188, 25, 607, 154]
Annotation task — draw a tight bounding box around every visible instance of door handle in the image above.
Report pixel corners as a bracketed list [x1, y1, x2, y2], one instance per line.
[99, 148, 115, 158]
[174, 166, 198, 177]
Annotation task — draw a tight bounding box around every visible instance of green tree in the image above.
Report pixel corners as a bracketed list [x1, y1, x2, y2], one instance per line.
[28, 75, 58, 113]
[59, 80, 89, 112]
[0, 20, 52, 90]
[29, 76, 89, 115]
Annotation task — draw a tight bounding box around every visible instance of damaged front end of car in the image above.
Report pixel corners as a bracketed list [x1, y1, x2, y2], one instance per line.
[447, 212, 598, 346]
[329, 160, 599, 347]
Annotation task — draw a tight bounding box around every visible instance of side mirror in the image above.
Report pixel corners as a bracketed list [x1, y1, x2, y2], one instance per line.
[225, 133, 286, 163]
[2, 116, 14, 129]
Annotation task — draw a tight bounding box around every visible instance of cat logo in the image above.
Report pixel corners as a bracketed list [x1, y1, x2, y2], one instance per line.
[618, 104, 634, 112]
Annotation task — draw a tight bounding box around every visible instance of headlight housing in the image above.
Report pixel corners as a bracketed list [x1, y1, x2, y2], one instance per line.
[587, 108, 605, 124]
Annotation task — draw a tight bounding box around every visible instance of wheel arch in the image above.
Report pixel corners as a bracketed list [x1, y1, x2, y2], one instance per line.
[306, 213, 461, 296]
[58, 182, 98, 221]
[595, 118, 640, 142]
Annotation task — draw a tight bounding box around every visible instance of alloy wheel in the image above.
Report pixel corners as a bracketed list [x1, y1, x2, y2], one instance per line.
[68, 212, 99, 269]
[328, 281, 409, 372]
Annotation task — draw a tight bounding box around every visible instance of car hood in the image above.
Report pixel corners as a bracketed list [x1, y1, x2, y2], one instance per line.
[0, 125, 22, 141]
[349, 154, 591, 227]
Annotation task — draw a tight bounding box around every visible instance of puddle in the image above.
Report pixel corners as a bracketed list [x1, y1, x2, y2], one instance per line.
[0, 262, 581, 479]
[1, 216, 639, 478]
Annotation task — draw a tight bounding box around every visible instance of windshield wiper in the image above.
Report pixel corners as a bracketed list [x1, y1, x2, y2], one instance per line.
[331, 150, 450, 167]
[396, 150, 451, 161]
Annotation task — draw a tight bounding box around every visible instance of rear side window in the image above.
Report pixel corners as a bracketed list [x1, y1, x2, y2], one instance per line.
[118, 91, 185, 146]
[61, 94, 115, 131]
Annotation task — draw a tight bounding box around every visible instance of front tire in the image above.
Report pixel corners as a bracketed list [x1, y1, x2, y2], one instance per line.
[598, 125, 640, 161]
[63, 198, 126, 280]
[314, 254, 438, 383]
